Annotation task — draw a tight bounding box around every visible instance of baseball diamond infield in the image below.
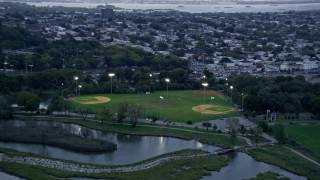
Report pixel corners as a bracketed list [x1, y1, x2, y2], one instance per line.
[192, 104, 235, 115]
[71, 96, 110, 104]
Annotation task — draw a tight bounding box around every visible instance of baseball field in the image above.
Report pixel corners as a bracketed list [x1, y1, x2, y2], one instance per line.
[71, 90, 237, 122]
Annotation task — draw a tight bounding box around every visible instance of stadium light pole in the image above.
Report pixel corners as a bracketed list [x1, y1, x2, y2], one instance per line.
[29, 64, 33, 73]
[165, 78, 170, 98]
[4, 61, 8, 74]
[61, 83, 64, 98]
[160, 96, 164, 120]
[109, 73, 115, 94]
[225, 78, 228, 96]
[25, 58, 28, 74]
[230, 85, 233, 105]
[78, 85, 82, 96]
[241, 93, 244, 110]
[149, 74, 152, 92]
[202, 83, 208, 104]
[62, 58, 65, 68]
[74, 76, 78, 96]
[145, 74, 153, 118]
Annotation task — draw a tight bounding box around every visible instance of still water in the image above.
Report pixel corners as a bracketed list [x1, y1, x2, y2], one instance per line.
[202, 152, 306, 180]
[0, 120, 218, 165]
[0, 171, 23, 180]
[25, 2, 320, 13]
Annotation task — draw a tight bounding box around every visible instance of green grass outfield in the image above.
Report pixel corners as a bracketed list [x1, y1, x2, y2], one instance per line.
[286, 125, 320, 154]
[71, 90, 237, 122]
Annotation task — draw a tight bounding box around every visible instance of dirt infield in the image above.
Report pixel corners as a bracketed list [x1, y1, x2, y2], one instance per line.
[192, 90, 222, 95]
[72, 96, 110, 104]
[192, 104, 234, 115]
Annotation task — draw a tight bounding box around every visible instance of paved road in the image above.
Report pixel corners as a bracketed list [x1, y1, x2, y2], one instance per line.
[261, 132, 278, 143]
[193, 116, 256, 132]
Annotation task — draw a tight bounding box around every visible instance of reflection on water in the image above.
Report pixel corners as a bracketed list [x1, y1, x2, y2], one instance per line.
[0, 171, 23, 180]
[0, 120, 219, 165]
[116, 134, 142, 143]
[202, 152, 306, 180]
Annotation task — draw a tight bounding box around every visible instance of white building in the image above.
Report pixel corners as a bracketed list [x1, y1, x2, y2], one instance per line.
[303, 61, 318, 70]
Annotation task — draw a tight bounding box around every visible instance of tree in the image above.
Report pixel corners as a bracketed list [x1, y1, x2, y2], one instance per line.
[128, 104, 143, 127]
[97, 106, 112, 124]
[202, 122, 212, 132]
[17, 91, 40, 113]
[225, 117, 239, 144]
[212, 123, 218, 131]
[257, 120, 269, 132]
[157, 41, 168, 51]
[117, 103, 128, 125]
[36, 124, 49, 143]
[240, 124, 246, 134]
[310, 98, 320, 117]
[80, 127, 93, 140]
[274, 123, 286, 144]
[254, 126, 262, 143]
[47, 95, 64, 112]
[0, 96, 13, 119]
[77, 108, 93, 121]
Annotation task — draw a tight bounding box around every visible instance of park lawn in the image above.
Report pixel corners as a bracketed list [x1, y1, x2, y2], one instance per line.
[71, 90, 237, 122]
[286, 125, 320, 154]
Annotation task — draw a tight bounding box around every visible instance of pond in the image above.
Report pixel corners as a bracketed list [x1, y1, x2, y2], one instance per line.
[0, 120, 218, 165]
[0, 120, 307, 179]
[203, 152, 306, 180]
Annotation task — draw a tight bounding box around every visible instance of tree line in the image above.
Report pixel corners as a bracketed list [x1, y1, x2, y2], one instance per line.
[227, 74, 320, 117]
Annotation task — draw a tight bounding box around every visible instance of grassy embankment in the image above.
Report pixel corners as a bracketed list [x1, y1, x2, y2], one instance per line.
[247, 145, 320, 180]
[284, 125, 320, 163]
[244, 172, 290, 180]
[267, 122, 320, 162]
[16, 116, 246, 147]
[0, 148, 230, 180]
[286, 125, 320, 154]
[71, 90, 237, 122]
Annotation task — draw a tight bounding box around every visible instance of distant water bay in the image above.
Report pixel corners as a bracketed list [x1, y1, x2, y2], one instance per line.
[25, 2, 320, 13]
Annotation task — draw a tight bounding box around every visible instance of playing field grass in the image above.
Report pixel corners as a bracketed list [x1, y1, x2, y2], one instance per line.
[71, 90, 237, 122]
[286, 125, 320, 154]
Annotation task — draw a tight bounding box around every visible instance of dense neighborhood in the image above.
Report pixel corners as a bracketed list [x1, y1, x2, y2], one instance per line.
[1, 3, 320, 82]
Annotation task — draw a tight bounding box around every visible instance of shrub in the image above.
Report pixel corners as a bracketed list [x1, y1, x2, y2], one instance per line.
[186, 121, 193, 125]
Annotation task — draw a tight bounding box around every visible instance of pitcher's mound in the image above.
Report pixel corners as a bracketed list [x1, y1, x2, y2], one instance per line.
[192, 104, 234, 115]
[72, 96, 110, 104]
